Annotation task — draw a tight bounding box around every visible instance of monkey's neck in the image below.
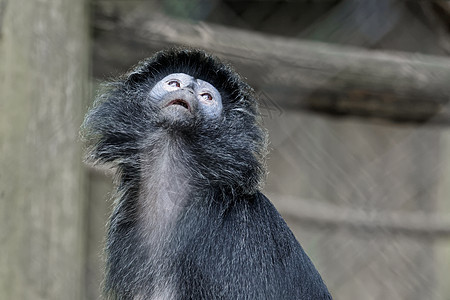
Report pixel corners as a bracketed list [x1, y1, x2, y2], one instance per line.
[138, 141, 195, 240]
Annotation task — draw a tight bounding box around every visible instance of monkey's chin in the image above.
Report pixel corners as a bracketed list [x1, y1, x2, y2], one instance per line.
[160, 106, 195, 128]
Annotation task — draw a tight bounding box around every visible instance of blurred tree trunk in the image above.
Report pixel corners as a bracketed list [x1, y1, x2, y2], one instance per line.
[0, 0, 89, 299]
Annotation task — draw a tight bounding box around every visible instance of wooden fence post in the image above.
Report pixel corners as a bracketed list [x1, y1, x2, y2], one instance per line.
[0, 0, 89, 299]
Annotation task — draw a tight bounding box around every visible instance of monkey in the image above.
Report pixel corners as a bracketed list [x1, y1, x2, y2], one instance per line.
[82, 48, 332, 300]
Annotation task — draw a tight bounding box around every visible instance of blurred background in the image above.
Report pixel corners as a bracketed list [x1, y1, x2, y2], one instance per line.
[2, 0, 450, 299]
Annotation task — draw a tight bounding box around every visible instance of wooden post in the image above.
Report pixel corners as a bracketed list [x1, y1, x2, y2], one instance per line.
[0, 0, 89, 299]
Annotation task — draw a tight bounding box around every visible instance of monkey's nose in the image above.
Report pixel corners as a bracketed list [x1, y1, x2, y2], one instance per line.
[183, 88, 194, 95]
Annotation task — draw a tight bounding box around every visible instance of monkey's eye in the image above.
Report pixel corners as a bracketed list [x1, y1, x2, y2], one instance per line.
[200, 93, 213, 101]
[167, 80, 181, 88]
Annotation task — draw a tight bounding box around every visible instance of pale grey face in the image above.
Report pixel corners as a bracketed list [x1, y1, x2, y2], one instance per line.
[149, 73, 223, 119]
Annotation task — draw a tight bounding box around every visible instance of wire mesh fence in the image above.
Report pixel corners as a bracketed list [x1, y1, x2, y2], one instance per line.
[263, 110, 450, 299]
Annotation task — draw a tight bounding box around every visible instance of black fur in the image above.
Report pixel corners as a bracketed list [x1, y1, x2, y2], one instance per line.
[82, 48, 332, 299]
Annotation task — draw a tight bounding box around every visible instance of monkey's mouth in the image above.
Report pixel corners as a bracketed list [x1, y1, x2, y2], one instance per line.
[165, 99, 191, 112]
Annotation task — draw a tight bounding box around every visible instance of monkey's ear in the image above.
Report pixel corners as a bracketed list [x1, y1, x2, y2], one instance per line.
[81, 87, 147, 166]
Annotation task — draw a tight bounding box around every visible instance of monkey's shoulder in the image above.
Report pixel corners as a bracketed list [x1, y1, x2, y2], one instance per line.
[173, 191, 332, 299]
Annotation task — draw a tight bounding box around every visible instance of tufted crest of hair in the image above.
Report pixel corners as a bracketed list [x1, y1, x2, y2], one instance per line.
[81, 48, 267, 195]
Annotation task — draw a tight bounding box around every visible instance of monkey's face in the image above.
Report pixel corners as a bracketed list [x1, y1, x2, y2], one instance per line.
[149, 73, 223, 127]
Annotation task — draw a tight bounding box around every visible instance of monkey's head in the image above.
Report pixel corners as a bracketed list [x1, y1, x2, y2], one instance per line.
[82, 48, 267, 194]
